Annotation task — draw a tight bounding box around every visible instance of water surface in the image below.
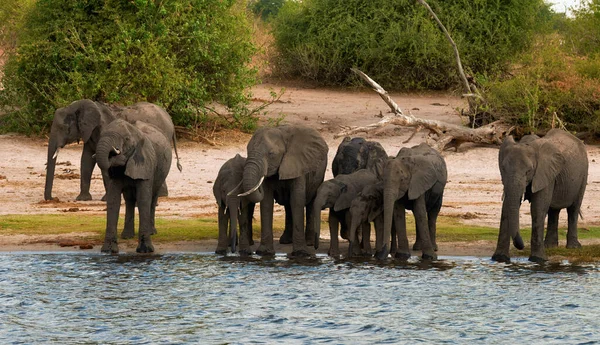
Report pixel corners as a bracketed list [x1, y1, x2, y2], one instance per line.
[0, 253, 598, 344]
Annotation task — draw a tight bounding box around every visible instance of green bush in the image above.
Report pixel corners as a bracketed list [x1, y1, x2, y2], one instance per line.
[481, 34, 600, 134]
[563, 0, 600, 56]
[270, 0, 548, 90]
[0, 0, 257, 134]
[249, 0, 285, 20]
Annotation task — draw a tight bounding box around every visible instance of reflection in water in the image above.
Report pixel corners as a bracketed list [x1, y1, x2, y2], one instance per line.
[0, 253, 598, 344]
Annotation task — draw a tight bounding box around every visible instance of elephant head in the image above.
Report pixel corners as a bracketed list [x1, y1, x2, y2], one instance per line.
[95, 119, 155, 180]
[332, 137, 388, 178]
[495, 135, 562, 259]
[347, 182, 384, 256]
[380, 144, 446, 259]
[214, 154, 247, 253]
[238, 125, 328, 203]
[44, 99, 115, 200]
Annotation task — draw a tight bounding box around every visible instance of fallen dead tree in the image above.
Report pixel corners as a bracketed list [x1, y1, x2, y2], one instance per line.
[335, 69, 514, 152]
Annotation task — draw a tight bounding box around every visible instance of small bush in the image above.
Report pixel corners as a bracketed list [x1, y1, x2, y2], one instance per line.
[0, 0, 258, 135]
[270, 0, 548, 90]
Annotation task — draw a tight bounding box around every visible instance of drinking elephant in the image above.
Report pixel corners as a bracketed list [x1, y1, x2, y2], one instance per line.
[492, 129, 588, 263]
[95, 119, 172, 253]
[312, 169, 379, 257]
[237, 125, 328, 257]
[44, 99, 181, 201]
[347, 181, 397, 258]
[379, 143, 447, 260]
[332, 137, 388, 179]
[213, 154, 255, 255]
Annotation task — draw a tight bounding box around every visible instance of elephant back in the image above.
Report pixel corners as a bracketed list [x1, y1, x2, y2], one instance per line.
[118, 102, 175, 139]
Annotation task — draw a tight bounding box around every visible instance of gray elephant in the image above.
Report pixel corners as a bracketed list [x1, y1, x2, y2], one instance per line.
[95, 119, 172, 253]
[312, 169, 379, 257]
[332, 137, 388, 179]
[492, 129, 588, 263]
[379, 143, 447, 260]
[347, 181, 397, 258]
[213, 154, 255, 255]
[44, 99, 181, 201]
[237, 124, 328, 257]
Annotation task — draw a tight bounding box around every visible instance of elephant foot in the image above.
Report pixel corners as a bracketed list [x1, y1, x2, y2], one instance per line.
[289, 250, 312, 258]
[544, 240, 559, 249]
[566, 240, 582, 249]
[529, 255, 547, 263]
[136, 237, 155, 253]
[101, 240, 119, 254]
[215, 248, 227, 255]
[375, 245, 389, 261]
[249, 238, 255, 246]
[394, 252, 411, 261]
[491, 253, 511, 263]
[76, 192, 93, 201]
[421, 252, 437, 261]
[239, 249, 253, 257]
[513, 233, 525, 250]
[255, 246, 275, 257]
[279, 233, 293, 245]
[121, 229, 135, 239]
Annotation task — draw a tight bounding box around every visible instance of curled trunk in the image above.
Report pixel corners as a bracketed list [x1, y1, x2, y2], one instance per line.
[44, 136, 59, 200]
[241, 157, 266, 204]
[96, 137, 114, 172]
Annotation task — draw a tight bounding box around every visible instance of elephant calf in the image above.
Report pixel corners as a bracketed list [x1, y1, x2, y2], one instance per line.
[493, 129, 588, 263]
[96, 119, 172, 253]
[313, 170, 379, 257]
[379, 143, 447, 260]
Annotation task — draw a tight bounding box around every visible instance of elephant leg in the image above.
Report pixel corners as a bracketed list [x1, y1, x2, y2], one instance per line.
[215, 205, 229, 255]
[136, 185, 154, 253]
[279, 204, 293, 244]
[544, 208, 560, 248]
[394, 203, 410, 260]
[328, 210, 340, 257]
[237, 205, 252, 256]
[361, 222, 372, 256]
[290, 179, 309, 257]
[150, 194, 158, 236]
[529, 192, 551, 262]
[101, 181, 121, 253]
[412, 226, 422, 251]
[76, 143, 95, 201]
[305, 200, 315, 247]
[413, 196, 435, 260]
[390, 219, 397, 257]
[256, 188, 275, 256]
[247, 203, 255, 246]
[427, 209, 440, 252]
[121, 189, 136, 239]
[566, 204, 583, 249]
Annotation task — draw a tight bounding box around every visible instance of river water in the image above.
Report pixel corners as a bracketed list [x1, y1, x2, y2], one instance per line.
[0, 253, 598, 344]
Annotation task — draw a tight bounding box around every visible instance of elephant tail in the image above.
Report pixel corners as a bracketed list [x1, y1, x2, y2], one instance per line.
[172, 132, 182, 172]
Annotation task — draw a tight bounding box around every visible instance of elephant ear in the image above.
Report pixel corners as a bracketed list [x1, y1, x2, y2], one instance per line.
[125, 136, 155, 180]
[531, 142, 565, 193]
[77, 101, 102, 143]
[279, 126, 328, 180]
[334, 184, 357, 212]
[404, 154, 446, 200]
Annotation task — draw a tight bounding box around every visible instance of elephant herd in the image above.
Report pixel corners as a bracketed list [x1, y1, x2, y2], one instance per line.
[44, 99, 589, 262]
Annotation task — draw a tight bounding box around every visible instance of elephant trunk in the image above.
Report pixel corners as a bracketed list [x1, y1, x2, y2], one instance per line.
[347, 210, 362, 257]
[379, 189, 397, 260]
[227, 196, 240, 253]
[44, 136, 59, 200]
[312, 193, 328, 250]
[96, 135, 120, 171]
[501, 192, 523, 248]
[241, 156, 266, 204]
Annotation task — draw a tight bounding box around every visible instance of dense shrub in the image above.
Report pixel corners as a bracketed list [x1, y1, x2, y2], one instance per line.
[563, 0, 600, 56]
[480, 34, 600, 134]
[271, 0, 548, 90]
[249, 0, 285, 20]
[0, 0, 257, 134]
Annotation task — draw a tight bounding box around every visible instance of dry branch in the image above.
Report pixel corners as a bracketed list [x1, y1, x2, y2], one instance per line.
[336, 69, 513, 152]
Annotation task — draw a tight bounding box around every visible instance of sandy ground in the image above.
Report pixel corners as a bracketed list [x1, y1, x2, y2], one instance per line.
[2, 82, 600, 256]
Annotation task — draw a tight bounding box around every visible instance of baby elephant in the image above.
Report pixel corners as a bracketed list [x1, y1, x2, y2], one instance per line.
[213, 154, 255, 256]
[96, 119, 172, 253]
[379, 143, 447, 260]
[313, 169, 379, 257]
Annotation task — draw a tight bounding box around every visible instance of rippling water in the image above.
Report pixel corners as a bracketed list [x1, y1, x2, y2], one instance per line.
[0, 253, 598, 344]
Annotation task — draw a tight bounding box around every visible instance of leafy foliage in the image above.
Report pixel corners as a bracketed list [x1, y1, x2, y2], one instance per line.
[270, 0, 548, 90]
[249, 0, 286, 20]
[0, 0, 258, 134]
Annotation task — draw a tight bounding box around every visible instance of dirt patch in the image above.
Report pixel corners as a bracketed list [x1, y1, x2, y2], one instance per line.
[2, 82, 600, 256]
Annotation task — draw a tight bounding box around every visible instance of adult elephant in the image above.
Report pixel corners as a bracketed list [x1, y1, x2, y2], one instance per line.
[492, 129, 588, 263]
[379, 143, 447, 260]
[237, 125, 328, 257]
[96, 119, 172, 253]
[332, 137, 387, 179]
[44, 99, 181, 201]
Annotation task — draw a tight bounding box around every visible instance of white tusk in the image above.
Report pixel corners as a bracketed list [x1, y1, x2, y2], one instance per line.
[226, 181, 243, 197]
[52, 148, 60, 160]
[112, 146, 121, 155]
[238, 176, 264, 197]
